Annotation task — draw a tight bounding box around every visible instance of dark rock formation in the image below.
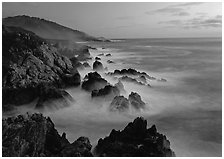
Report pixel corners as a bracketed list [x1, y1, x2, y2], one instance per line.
[2, 25, 81, 106]
[110, 96, 129, 112]
[91, 85, 120, 99]
[83, 62, 91, 67]
[82, 72, 108, 92]
[95, 57, 101, 60]
[93, 60, 103, 71]
[70, 57, 84, 69]
[107, 68, 154, 80]
[95, 117, 175, 157]
[36, 85, 74, 109]
[107, 60, 114, 64]
[128, 92, 145, 109]
[106, 53, 112, 56]
[2, 113, 93, 157]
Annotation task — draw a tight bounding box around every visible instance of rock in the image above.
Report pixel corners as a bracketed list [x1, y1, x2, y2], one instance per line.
[93, 61, 103, 71]
[138, 75, 147, 84]
[83, 62, 90, 67]
[128, 92, 145, 109]
[70, 57, 84, 69]
[36, 85, 74, 109]
[2, 113, 93, 157]
[2, 25, 81, 106]
[91, 85, 120, 99]
[97, 53, 104, 56]
[119, 76, 145, 86]
[114, 80, 125, 93]
[106, 53, 111, 56]
[95, 117, 175, 157]
[107, 60, 114, 64]
[82, 72, 108, 92]
[110, 96, 129, 112]
[95, 57, 101, 60]
[61, 69, 81, 87]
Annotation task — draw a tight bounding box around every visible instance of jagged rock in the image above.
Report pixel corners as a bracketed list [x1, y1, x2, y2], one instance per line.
[83, 62, 90, 67]
[91, 85, 120, 99]
[107, 68, 154, 80]
[2, 113, 93, 157]
[2, 25, 81, 106]
[107, 60, 114, 64]
[95, 57, 101, 60]
[95, 117, 175, 157]
[36, 85, 74, 109]
[82, 72, 108, 92]
[106, 53, 111, 56]
[110, 96, 129, 112]
[93, 61, 103, 71]
[128, 92, 145, 109]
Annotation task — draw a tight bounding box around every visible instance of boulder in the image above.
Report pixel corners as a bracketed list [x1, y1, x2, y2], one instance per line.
[106, 53, 111, 56]
[95, 117, 175, 157]
[107, 60, 114, 64]
[82, 72, 108, 92]
[128, 92, 145, 109]
[91, 85, 120, 99]
[110, 96, 129, 112]
[93, 61, 103, 71]
[2, 113, 93, 157]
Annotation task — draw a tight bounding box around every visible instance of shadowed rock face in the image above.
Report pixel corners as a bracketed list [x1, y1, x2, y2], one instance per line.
[82, 72, 108, 92]
[2, 25, 81, 106]
[95, 117, 175, 157]
[2, 113, 93, 157]
[83, 62, 91, 67]
[110, 96, 129, 112]
[91, 85, 120, 99]
[128, 92, 145, 109]
[93, 60, 103, 71]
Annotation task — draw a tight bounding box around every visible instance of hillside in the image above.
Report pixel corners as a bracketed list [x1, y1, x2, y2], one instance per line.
[3, 15, 107, 42]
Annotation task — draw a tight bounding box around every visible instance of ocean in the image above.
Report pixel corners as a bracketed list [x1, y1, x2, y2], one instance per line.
[5, 37, 221, 157]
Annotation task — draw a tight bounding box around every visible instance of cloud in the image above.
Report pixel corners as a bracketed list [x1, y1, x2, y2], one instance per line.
[146, 2, 204, 17]
[158, 15, 222, 29]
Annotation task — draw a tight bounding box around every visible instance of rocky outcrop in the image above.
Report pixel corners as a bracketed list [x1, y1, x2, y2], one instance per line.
[2, 25, 81, 106]
[93, 60, 103, 71]
[82, 72, 108, 91]
[91, 85, 120, 99]
[128, 92, 145, 109]
[95, 117, 175, 157]
[36, 85, 74, 109]
[109, 96, 129, 112]
[2, 113, 93, 157]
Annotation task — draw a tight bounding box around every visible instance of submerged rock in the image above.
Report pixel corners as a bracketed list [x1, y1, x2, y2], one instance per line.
[93, 60, 103, 71]
[82, 72, 108, 91]
[2, 113, 93, 157]
[91, 85, 120, 99]
[95, 117, 175, 157]
[110, 96, 129, 112]
[106, 53, 112, 56]
[128, 92, 145, 109]
[97, 53, 104, 56]
[107, 60, 114, 64]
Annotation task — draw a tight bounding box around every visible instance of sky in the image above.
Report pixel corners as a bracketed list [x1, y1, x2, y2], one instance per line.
[2, 2, 222, 38]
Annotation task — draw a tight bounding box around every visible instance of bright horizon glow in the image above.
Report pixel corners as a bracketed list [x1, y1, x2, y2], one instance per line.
[2, 2, 222, 39]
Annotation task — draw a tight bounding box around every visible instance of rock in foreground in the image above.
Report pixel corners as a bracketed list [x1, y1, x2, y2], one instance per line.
[95, 117, 175, 157]
[2, 113, 92, 157]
